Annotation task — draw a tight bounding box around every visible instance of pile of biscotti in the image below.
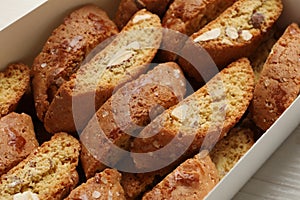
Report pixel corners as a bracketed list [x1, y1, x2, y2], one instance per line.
[1, 0, 300, 199]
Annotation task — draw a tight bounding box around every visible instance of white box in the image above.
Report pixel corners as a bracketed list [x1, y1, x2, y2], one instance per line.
[0, 0, 299, 199]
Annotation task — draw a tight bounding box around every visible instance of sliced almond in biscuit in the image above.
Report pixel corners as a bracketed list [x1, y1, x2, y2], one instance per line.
[241, 30, 253, 41]
[193, 28, 221, 42]
[171, 104, 189, 122]
[126, 41, 140, 50]
[13, 191, 39, 200]
[225, 27, 239, 39]
[108, 50, 135, 66]
[132, 14, 152, 23]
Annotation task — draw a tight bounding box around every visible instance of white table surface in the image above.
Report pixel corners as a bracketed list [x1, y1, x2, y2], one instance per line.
[233, 125, 300, 200]
[1, 1, 300, 199]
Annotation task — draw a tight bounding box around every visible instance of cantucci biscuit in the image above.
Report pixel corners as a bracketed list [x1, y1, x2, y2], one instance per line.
[0, 112, 38, 176]
[44, 9, 162, 134]
[131, 58, 254, 170]
[251, 23, 300, 130]
[32, 5, 118, 122]
[179, 0, 283, 82]
[65, 169, 126, 200]
[210, 127, 254, 178]
[80, 62, 186, 178]
[115, 0, 171, 29]
[0, 133, 80, 200]
[158, 0, 237, 62]
[0, 63, 30, 118]
[142, 152, 219, 200]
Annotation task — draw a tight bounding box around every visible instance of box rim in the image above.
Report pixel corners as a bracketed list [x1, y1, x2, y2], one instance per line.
[0, 0, 299, 199]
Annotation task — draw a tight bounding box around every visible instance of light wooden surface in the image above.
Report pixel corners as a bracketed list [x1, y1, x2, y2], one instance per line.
[233, 124, 300, 200]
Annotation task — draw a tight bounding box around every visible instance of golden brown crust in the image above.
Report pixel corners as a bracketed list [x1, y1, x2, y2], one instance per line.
[44, 9, 163, 134]
[158, 0, 237, 62]
[142, 152, 219, 200]
[32, 4, 118, 122]
[0, 133, 81, 200]
[251, 23, 300, 130]
[65, 169, 126, 200]
[0, 63, 30, 118]
[178, 0, 283, 82]
[114, 0, 171, 29]
[80, 62, 186, 178]
[131, 58, 255, 170]
[43, 81, 76, 133]
[121, 164, 178, 199]
[163, 0, 237, 36]
[0, 112, 38, 176]
[122, 172, 157, 200]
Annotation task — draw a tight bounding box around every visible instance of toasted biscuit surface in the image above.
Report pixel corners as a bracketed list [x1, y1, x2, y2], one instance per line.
[210, 127, 254, 178]
[179, 0, 283, 82]
[0, 63, 30, 118]
[32, 4, 119, 122]
[158, 0, 237, 62]
[0, 133, 80, 200]
[65, 169, 126, 200]
[131, 58, 254, 170]
[142, 152, 219, 200]
[251, 23, 300, 130]
[115, 0, 171, 29]
[80, 62, 186, 178]
[44, 9, 163, 134]
[0, 112, 38, 176]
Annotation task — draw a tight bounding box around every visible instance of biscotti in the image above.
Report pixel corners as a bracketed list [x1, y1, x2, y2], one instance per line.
[131, 58, 255, 170]
[178, 0, 283, 82]
[44, 9, 163, 134]
[65, 169, 126, 200]
[210, 127, 254, 178]
[121, 171, 164, 199]
[31, 4, 119, 122]
[121, 164, 178, 199]
[158, 0, 237, 62]
[0, 112, 38, 176]
[114, 0, 172, 29]
[80, 62, 186, 178]
[251, 23, 300, 131]
[0, 133, 80, 200]
[142, 151, 219, 200]
[0, 63, 30, 118]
